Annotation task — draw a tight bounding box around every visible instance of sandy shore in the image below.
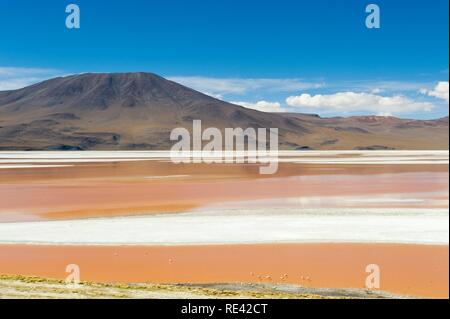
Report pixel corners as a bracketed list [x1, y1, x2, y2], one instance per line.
[0, 275, 408, 299]
[0, 243, 447, 298]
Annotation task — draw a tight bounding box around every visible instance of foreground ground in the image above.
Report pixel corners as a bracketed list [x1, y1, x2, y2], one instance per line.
[0, 275, 407, 299]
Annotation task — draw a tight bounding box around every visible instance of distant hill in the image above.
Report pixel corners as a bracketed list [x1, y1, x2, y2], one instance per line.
[0, 72, 448, 150]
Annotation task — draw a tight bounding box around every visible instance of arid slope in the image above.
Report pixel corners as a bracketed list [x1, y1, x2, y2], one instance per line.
[0, 73, 447, 150]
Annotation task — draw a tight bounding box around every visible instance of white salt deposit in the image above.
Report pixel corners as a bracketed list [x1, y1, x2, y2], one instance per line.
[0, 208, 447, 245]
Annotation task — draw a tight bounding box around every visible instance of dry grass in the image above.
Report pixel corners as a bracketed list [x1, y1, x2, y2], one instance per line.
[0, 275, 330, 299]
[0, 274, 404, 299]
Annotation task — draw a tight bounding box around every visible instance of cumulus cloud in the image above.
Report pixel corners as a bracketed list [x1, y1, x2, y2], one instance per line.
[286, 91, 435, 116]
[421, 81, 449, 102]
[231, 100, 285, 113]
[168, 76, 324, 96]
[0, 66, 60, 91]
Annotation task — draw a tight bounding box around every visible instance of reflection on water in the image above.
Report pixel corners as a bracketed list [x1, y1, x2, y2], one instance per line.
[0, 151, 448, 222]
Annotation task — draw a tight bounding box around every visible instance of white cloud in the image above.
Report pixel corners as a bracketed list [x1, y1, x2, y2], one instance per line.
[202, 92, 224, 100]
[335, 80, 438, 95]
[286, 91, 435, 115]
[421, 81, 449, 102]
[0, 66, 60, 91]
[0, 78, 50, 91]
[377, 112, 393, 117]
[370, 88, 383, 94]
[231, 100, 285, 113]
[0, 67, 56, 77]
[168, 76, 324, 96]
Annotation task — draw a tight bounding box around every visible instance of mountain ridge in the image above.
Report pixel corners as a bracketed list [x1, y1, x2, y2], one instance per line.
[0, 72, 448, 150]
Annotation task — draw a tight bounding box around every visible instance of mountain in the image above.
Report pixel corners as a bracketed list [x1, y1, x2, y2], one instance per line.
[0, 72, 448, 150]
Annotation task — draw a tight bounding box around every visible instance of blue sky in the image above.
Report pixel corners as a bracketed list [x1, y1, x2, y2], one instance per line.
[0, 0, 448, 119]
